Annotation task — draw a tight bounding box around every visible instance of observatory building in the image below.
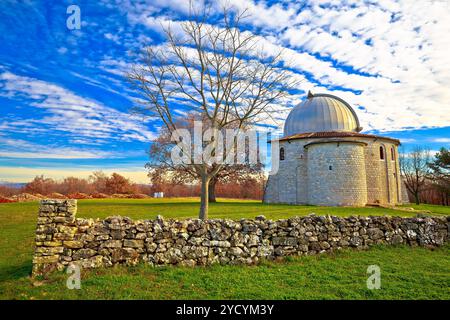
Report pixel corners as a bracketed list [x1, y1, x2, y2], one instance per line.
[263, 91, 408, 206]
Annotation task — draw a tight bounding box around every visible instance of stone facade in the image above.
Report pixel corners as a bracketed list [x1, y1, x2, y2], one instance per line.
[264, 135, 406, 206]
[32, 200, 448, 276]
[307, 141, 367, 206]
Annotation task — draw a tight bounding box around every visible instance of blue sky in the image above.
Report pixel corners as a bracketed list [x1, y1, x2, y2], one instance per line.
[0, 0, 449, 183]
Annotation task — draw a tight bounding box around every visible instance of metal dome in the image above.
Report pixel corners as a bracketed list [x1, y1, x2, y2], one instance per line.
[283, 91, 362, 136]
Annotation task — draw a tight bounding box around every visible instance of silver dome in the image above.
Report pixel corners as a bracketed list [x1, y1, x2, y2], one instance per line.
[283, 91, 361, 136]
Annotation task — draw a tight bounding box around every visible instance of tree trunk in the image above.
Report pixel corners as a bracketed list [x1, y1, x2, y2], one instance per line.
[208, 178, 217, 203]
[199, 174, 210, 220]
[414, 192, 420, 205]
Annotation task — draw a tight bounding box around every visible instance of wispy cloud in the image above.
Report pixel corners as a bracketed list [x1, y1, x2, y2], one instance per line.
[0, 71, 156, 143]
[0, 138, 113, 159]
[432, 138, 450, 143]
[120, 0, 450, 132]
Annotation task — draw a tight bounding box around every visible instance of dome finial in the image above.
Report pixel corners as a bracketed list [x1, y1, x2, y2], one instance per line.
[307, 90, 314, 99]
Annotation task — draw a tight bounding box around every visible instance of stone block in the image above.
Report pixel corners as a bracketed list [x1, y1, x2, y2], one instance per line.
[64, 240, 84, 249]
[272, 237, 298, 246]
[102, 240, 123, 248]
[33, 255, 59, 264]
[123, 239, 144, 248]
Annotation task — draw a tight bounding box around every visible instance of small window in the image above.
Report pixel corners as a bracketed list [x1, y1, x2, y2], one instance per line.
[379, 146, 385, 160]
[391, 147, 395, 161]
[329, 165, 333, 170]
[280, 147, 285, 161]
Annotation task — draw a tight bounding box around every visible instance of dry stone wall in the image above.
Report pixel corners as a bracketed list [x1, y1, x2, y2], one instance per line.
[32, 199, 449, 276]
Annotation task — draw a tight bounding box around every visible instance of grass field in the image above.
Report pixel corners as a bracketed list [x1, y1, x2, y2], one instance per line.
[0, 198, 449, 300]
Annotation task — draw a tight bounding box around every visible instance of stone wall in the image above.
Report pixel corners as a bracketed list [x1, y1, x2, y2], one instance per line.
[364, 140, 401, 204]
[264, 138, 310, 204]
[32, 200, 449, 276]
[306, 141, 368, 206]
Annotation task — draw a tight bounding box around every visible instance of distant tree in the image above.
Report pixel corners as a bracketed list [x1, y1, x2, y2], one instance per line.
[400, 146, 431, 205]
[24, 175, 56, 195]
[88, 171, 109, 194]
[428, 147, 450, 205]
[60, 176, 92, 195]
[0, 185, 21, 197]
[105, 173, 137, 194]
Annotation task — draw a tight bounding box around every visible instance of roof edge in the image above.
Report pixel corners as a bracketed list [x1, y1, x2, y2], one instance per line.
[303, 139, 368, 148]
[273, 131, 401, 145]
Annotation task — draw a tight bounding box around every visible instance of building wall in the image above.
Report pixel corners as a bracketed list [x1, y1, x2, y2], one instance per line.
[401, 179, 410, 203]
[364, 140, 401, 205]
[306, 141, 367, 206]
[264, 140, 308, 204]
[263, 136, 402, 206]
[263, 175, 279, 203]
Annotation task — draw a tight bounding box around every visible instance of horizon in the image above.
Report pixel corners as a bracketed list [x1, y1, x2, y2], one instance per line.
[1, 0, 449, 183]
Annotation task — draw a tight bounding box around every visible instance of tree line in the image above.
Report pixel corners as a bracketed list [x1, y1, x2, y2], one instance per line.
[0, 171, 265, 200]
[400, 147, 450, 205]
[0, 172, 144, 197]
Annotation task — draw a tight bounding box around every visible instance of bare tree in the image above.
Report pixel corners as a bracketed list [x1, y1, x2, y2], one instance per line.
[145, 113, 264, 203]
[400, 146, 431, 205]
[428, 147, 450, 205]
[128, 3, 298, 219]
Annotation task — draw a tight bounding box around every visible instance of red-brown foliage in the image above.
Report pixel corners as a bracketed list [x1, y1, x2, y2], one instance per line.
[15, 172, 143, 197]
[48, 192, 67, 199]
[67, 192, 92, 199]
[0, 185, 21, 197]
[1, 171, 265, 201]
[105, 173, 137, 194]
[0, 196, 17, 203]
[23, 175, 56, 195]
[90, 192, 109, 199]
[406, 181, 450, 206]
[149, 178, 265, 200]
[216, 178, 265, 200]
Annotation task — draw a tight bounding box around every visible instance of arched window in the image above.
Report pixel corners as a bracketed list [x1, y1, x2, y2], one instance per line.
[379, 146, 385, 160]
[391, 147, 395, 161]
[280, 147, 285, 161]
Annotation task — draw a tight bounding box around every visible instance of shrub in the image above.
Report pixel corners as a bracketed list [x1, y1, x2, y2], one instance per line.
[67, 192, 92, 199]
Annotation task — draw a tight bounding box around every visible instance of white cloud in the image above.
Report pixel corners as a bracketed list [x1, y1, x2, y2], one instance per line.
[0, 71, 156, 143]
[104, 32, 120, 44]
[57, 47, 68, 54]
[247, 0, 450, 132]
[122, 0, 450, 133]
[0, 138, 112, 159]
[432, 138, 450, 143]
[398, 138, 416, 143]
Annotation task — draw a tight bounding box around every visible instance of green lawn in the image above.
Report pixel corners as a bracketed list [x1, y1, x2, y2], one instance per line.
[400, 203, 450, 216]
[0, 198, 449, 300]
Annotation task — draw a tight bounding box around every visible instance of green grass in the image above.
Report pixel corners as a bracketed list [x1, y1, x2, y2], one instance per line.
[400, 203, 450, 216]
[0, 198, 449, 300]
